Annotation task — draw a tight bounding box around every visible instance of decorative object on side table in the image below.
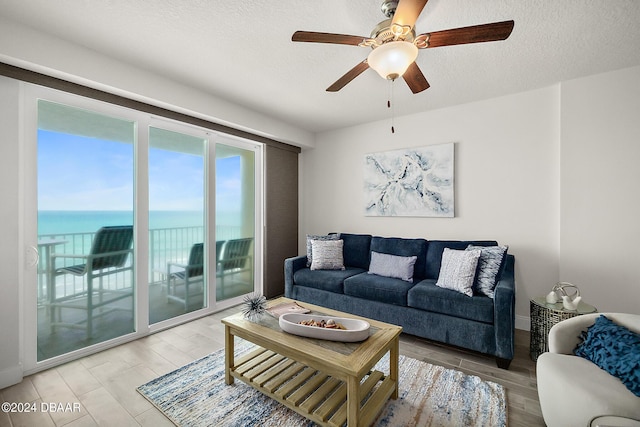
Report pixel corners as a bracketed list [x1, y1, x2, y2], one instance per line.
[241, 293, 267, 321]
[530, 285, 596, 361]
[545, 281, 582, 310]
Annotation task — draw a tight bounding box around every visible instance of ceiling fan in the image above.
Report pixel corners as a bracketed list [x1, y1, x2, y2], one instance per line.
[292, 0, 514, 94]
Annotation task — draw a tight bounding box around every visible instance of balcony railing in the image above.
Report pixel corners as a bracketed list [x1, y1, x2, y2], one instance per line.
[37, 225, 242, 305]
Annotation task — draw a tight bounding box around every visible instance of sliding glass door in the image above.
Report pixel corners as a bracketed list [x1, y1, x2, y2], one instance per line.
[24, 85, 263, 372]
[215, 142, 256, 302]
[36, 100, 136, 361]
[148, 126, 206, 323]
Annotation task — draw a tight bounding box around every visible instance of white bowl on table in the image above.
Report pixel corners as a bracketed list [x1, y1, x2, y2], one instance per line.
[279, 313, 370, 342]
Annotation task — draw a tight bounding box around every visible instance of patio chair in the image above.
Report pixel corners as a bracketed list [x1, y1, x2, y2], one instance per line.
[50, 225, 134, 339]
[217, 237, 253, 297]
[166, 241, 226, 310]
[167, 242, 204, 310]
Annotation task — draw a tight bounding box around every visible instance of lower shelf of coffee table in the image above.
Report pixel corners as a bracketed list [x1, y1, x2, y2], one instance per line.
[230, 346, 394, 427]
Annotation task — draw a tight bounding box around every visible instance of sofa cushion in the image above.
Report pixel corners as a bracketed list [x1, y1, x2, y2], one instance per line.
[425, 240, 498, 280]
[370, 236, 428, 281]
[306, 233, 339, 267]
[466, 245, 509, 298]
[368, 251, 417, 282]
[574, 315, 640, 397]
[343, 273, 414, 306]
[293, 267, 365, 294]
[435, 248, 481, 297]
[340, 233, 372, 269]
[407, 279, 495, 323]
[310, 239, 345, 270]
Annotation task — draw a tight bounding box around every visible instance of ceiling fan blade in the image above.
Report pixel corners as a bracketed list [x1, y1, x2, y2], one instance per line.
[292, 31, 366, 46]
[392, 0, 429, 30]
[420, 20, 514, 48]
[326, 61, 370, 92]
[403, 62, 430, 94]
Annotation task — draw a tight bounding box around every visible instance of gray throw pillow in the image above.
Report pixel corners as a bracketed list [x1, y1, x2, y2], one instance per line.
[368, 251, 417, 282]
[466, 245, 508, 299]
[310, 239, 345, 270]
[306, 233, 339, 267]
[435, 248, 481, 297]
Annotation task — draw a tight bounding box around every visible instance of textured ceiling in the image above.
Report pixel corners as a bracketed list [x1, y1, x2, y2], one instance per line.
[1, 0, 640, 134]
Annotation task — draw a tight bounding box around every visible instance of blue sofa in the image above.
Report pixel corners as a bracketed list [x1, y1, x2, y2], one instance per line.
[284, 233, 516, 369]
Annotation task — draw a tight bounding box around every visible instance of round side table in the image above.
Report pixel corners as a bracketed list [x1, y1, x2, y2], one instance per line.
[529, 297, 597, 361]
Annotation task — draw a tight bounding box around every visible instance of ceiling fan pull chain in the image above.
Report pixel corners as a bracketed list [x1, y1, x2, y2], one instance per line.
[388, 79, 395, 133]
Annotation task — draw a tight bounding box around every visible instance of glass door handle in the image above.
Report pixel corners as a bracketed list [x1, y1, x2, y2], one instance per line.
[26, 245, 39, 268]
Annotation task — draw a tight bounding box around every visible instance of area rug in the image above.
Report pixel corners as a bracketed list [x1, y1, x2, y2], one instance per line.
[137, 342, 506, 427]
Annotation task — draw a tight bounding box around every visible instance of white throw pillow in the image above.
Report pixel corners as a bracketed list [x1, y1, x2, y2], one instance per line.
[368, 251, 417, 282]
[435, 248, 481, 297]
[306, 233, 339, 267]
[310, 239, 345, 270]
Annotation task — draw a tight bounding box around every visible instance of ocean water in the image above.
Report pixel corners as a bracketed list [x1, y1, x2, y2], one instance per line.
[38, 210, 239, 236]
[38, 210, 245, 280]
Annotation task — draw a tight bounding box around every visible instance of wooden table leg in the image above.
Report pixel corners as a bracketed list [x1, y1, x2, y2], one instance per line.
[225, 325, 234, 385]
[390, 337, 399, 400]
[347, 375, 360, 426]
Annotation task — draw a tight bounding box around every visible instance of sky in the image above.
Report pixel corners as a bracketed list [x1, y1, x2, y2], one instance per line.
[37, 130, 241, 213]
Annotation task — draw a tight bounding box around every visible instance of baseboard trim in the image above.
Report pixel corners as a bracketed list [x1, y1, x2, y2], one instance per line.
[515, 315, 530, 331]
[0, 363, 23, 389]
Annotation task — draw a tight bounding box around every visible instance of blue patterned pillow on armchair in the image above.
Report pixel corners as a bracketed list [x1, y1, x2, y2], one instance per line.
[574, 315, 640, 397]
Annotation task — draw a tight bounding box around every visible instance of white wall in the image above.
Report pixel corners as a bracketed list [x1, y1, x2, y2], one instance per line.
[560, 66, 640, 314]
[302, 86, 562, 326]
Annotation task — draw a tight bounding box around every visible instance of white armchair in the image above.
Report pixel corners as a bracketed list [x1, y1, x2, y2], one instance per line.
[537, 313, 640, 427]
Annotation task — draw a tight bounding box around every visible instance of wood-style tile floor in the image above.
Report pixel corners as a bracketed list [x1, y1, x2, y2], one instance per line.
[1, 305, 545, 426]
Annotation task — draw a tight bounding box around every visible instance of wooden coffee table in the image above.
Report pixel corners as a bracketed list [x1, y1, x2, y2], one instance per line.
[222, 297, 402, 427]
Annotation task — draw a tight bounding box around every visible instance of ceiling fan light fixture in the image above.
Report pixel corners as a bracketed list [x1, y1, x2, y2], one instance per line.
[367, 41, 418, 80]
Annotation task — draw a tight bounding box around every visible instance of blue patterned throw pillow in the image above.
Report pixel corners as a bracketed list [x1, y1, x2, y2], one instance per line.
[466, 245, 508, 298]
[574, 315, 640, 397]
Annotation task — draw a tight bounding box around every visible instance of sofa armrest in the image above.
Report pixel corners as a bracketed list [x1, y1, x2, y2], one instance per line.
[493, 254, 516, 361]
[548, 313, 599, 354]
[284, 255, 308, 298]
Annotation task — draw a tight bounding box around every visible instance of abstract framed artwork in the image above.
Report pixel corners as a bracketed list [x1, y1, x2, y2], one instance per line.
[364, 142, 454, 217]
